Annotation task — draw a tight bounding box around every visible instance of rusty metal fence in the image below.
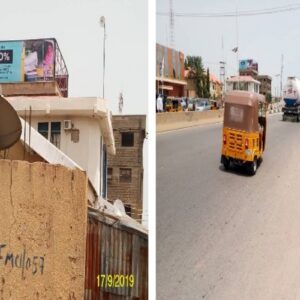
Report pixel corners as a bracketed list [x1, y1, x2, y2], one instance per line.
[85, 212, 148, 300]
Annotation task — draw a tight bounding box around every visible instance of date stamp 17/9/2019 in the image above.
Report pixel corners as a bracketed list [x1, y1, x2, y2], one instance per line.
[97, 274, 135, 288]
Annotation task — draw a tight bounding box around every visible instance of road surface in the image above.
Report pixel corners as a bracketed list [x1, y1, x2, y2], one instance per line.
[157, 114, 300, 299]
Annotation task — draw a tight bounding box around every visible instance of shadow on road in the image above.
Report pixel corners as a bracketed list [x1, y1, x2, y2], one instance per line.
[218, 164, 254, 177]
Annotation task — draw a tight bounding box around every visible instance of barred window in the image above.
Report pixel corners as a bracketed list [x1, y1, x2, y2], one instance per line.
[121, 132, 134, 147]
[120, 168, 132, 183]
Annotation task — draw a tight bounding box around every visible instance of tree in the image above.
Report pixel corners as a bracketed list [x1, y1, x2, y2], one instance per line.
[185, 55, 205, 97]
[204, 68, 210, 99]
[265, 93, 272, 104]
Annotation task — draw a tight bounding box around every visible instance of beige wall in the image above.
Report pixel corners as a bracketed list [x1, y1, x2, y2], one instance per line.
[0, 159, 87, 299]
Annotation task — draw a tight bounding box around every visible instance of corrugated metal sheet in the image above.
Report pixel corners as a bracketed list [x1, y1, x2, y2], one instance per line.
[85, 214, 148, 300]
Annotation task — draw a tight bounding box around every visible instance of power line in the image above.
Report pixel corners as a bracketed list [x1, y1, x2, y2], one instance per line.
[157, 3, 300, 18]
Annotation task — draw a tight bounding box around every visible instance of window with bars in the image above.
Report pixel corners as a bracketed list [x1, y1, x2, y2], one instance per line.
[121, 132, 134, 147]
[120, 168, 132, 183]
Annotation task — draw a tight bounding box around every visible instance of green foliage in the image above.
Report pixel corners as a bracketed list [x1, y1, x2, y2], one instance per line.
[204, 68, 210, 99]
[265, 93, 272, 104]
[185, 55, 206, 98]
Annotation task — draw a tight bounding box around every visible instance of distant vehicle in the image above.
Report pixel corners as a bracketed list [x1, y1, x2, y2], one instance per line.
[221, 91, 267, 175]
[165, 97, 183, 112]
[282, 76, 300, 122]
[195, 100, 211, 111]
[188, 98, 196, 111]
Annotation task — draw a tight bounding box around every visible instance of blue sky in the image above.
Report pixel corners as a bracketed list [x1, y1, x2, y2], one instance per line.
[157, 0, 300, 95]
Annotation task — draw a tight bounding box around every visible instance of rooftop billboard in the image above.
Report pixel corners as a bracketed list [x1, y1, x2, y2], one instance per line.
[0, 38, 55, 83]
[156, 43, 185, 80]
[239, 59, 258, 73]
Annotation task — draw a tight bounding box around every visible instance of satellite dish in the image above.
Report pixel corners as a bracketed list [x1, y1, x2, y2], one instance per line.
[0, 95, 22, 150]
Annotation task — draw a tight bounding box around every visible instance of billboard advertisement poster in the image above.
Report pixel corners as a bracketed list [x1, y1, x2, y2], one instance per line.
[24, 39, 55, 81]
[0, 41, 23, 82]
[239, 59, 258, 72]
[0, 39, 55, 83]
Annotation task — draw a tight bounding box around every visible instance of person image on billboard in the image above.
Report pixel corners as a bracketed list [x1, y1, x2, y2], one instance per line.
[24, 45, 38, 82]
[43, 41, 54, 78]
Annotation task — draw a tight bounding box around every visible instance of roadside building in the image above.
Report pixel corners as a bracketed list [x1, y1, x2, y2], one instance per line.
[156, 43, 187, 97]
[184, 68, 197, 98]
[0, 98, 148, 299]
[255, 75, 272, 97]
[184, 69, 223, 100]
[107, 115, 146, 222]
[226, 76, 260, 94]
[8, 95, 115, 201]
[210, 73, 223, 100]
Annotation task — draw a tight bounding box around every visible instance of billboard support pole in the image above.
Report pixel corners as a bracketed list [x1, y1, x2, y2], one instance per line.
[235, 1, 240, 90]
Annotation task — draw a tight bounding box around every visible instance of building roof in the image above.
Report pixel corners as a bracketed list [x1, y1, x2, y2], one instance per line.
[256, 75, 272, 80]
[210, 73, 221, 84]
[7, 96, 116, 155]
[156, 76, 187, 85]
[227, 76, 260, 84]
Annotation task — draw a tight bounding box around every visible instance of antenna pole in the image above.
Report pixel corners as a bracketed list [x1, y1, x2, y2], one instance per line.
[280, 54, 283, 100]
[236, 0, 240, 89]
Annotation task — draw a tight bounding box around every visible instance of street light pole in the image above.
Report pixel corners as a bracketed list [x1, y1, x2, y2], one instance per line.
[100, 16, 106, 99]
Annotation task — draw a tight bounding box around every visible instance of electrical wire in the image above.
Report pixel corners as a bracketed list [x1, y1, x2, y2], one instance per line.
[157, 3, 300, 18]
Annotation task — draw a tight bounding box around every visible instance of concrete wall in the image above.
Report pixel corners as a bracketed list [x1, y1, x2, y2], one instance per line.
[157, 110, 224, 132]
[0, 159, 87, 299]
[0, 81, 61, 96]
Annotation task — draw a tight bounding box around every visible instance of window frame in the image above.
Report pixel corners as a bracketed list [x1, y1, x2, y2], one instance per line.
[119, 168, 132, 183]
[121, 132, 134, 147]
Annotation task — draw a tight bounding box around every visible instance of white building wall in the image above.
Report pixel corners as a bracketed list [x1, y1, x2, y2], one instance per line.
[226, 82, 259, 93]
[28, 116, 103, 196]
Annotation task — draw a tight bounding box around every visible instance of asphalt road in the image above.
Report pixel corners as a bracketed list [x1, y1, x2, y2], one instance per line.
[157, 114, 300, 300]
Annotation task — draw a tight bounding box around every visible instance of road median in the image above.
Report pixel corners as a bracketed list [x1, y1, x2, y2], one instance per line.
[156, 110, 224, 133]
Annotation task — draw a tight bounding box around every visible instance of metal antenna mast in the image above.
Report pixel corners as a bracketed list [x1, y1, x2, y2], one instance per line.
[169, 0, 175, 48]
[220, 36, 226, 100]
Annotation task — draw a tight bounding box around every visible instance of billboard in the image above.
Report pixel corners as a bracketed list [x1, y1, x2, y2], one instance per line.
[239, 59, 258, 73]
[156, 43, 185, 80]
[0, 39, 55, 83]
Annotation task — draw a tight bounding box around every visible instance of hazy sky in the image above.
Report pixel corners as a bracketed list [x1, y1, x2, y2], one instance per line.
[157, 0, 300, 96]
[0, 0, 149, 226]
[0, 0, 148, 115]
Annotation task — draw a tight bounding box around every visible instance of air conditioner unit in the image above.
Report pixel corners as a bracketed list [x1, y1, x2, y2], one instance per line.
[64, 120, 72, 130]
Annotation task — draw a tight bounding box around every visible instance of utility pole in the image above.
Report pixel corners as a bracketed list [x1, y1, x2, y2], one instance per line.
[220, 36, 226, 100]
[169, 0, 175, 48]
[99, 16, 106, 99]
[280, 54, 284, 100]
[235, 1, 240, 89]
[220, 61, 226, 100]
